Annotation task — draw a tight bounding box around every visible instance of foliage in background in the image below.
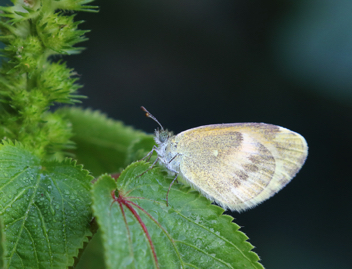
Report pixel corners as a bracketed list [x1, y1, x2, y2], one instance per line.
[0, 0, 95, 160]
[0, 0, 97, 268]
[0, 1, 263, 268]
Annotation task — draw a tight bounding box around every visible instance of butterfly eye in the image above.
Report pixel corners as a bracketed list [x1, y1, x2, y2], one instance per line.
[159, 131, 168, 143]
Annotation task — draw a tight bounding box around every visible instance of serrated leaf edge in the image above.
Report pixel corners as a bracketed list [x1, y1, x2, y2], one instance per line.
[116, 162, 263, 268]
[60, 107, 148, 136]
[0, 142, 94, 267]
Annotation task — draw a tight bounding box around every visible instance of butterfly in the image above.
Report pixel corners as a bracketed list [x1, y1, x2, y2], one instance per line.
[141, 106, 308, 212]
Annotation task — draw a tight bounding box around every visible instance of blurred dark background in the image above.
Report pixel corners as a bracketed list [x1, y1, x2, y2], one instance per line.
[66, 0, 351, 268]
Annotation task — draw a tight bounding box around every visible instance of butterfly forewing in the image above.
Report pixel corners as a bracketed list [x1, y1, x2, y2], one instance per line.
[175, 123, 308, 211]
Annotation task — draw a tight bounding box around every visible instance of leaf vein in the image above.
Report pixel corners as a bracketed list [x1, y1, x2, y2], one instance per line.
[33, 203, 53, 268]
[8, 172, 41, 266]
[175, 240, 234, 268]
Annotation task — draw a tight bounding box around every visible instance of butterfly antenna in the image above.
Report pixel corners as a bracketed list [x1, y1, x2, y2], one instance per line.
[141, 106, 164, 130]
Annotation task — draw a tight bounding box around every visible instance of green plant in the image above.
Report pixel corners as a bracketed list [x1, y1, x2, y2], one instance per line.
[0, 1, 263, 268]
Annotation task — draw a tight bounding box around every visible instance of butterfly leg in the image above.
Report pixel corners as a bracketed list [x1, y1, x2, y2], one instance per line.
[137, 155, 160, 177]
[139, 145, 158, 162]
[165, 153, 181, 206]
[166, 173, 179, 207]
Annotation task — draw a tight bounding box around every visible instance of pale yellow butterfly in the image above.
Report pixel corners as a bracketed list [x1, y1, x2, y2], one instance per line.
[141, 106, 308, 212]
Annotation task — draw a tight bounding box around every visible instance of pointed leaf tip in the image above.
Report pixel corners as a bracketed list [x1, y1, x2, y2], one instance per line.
[0, 143, 93, 268]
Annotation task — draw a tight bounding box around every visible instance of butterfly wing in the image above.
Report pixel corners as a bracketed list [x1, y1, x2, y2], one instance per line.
[175, 123, 308, 211]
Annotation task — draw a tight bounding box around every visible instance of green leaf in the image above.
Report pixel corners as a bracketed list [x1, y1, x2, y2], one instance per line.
[75, 231, 106, 269]
[0, 217, 6, 269]
[0, 142, 93, 268]
[51, 0, 99, 13]
[92, 162, 263, 269]
[60, 107, 154, 176]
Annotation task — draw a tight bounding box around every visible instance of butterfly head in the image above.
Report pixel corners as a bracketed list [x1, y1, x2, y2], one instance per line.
[141, 106, 173, 145]
[154, 128, 173, 145]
